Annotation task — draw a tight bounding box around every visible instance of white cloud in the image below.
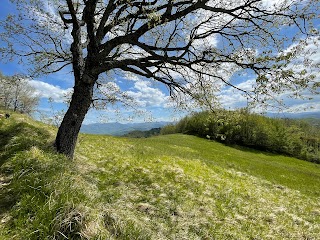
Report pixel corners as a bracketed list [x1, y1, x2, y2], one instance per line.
[29, 80, 72, 103]
[218, 79, 255, 108]
[217, 73, 320, 114]
[28, 0, 74, 44]
[282, 36, 320, 63]
[123, 72, 142, 82]
[125, 79, 169, 108]
[261, 0, 307, 11]
[284, 101, 320, 113]
[269, 36, 320, 100]
[219, 35, 320, 111]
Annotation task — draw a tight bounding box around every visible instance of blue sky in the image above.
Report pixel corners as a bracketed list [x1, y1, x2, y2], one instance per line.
[0, 0, 180, 123]
[0, 0, 319, 124]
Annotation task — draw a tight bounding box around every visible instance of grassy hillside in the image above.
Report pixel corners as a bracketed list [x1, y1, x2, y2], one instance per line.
[0, 114, 320, 239]
[161, 110, 320, 163]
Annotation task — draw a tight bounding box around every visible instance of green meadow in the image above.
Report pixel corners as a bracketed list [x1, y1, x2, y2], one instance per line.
[0, 114, 319, 239]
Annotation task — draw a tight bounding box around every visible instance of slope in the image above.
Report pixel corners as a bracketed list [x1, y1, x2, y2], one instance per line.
[0, 114, 319, 239]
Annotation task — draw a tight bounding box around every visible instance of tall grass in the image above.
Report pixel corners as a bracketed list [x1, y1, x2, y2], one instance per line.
[0, 114, 105, 239]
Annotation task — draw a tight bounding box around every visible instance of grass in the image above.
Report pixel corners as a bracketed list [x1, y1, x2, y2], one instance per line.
[134, 134, 320, 198]
[0, 113, 320, 239]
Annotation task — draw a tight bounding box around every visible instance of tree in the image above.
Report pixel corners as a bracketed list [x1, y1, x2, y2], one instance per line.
[0, 73, 39, 114]
[0, 72, 11, 110]
[0, 0, 319, 158]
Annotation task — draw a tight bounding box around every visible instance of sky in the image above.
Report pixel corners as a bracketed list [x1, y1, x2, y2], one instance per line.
[0, 0, 319, 124]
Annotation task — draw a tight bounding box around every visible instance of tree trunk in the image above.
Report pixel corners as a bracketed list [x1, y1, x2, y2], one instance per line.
[54, 78, 95, 159]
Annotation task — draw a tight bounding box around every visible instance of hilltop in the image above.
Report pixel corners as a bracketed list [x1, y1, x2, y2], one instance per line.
[0, 113, 320, 239]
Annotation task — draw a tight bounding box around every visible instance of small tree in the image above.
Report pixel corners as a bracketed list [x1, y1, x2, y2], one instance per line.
[1, 0, 319, 158]
[0, 73, 39, 114]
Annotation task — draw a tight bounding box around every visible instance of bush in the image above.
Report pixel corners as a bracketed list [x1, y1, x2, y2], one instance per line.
[160, 124, 177, 135]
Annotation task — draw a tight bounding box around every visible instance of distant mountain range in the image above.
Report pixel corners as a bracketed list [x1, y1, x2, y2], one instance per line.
[80, 121, 171, 135]
[267, 112, 320, 119]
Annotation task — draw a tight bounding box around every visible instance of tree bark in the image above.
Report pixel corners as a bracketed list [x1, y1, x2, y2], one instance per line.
[54, 77, 95, 159]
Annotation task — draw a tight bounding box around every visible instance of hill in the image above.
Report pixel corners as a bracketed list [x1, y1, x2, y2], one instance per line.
[0, 114, 320, 239]
[302, 117, 320, 128]
[122, 128, 161, 138]
[161, 110, 320, 163]
[267, 111, 320, 119]
[80, 122, 170, 135]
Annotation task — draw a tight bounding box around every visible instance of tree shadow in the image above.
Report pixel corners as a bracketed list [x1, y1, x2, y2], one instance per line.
[0, 120, 52, 217]
[225, 143, 281, 157]
[0, 121, 52, 166]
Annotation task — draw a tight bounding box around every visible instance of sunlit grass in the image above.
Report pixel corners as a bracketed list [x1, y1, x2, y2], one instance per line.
[76, 134, 320, 239]
[136, 134, 320, 197]
[1, 114, 320, 239]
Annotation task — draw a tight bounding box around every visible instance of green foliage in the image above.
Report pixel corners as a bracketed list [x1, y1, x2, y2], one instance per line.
[162, 109, 320, 163]
[122, 128, 161, 138]
[159, 124, 176, 135]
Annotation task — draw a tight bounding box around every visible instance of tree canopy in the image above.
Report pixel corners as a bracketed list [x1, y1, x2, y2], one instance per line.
[0, 0, 319, 158]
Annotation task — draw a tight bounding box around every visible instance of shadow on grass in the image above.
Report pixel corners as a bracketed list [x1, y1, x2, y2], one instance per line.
[0, 121, 52, 166]
[225, 143, 283, 157]
[228, 143, 320, 164]
[0, 120, 52, 217]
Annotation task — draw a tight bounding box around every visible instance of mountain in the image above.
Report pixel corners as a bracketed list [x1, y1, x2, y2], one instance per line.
[267, 111, 320, 119]
[267, 112, 320, 127]
[122, 128, 162, 138]
[80, 121, 170, 135]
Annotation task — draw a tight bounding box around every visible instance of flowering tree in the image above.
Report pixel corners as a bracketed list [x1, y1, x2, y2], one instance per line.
[0, 0, 319, 158]
[0, 73, 39, 114]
